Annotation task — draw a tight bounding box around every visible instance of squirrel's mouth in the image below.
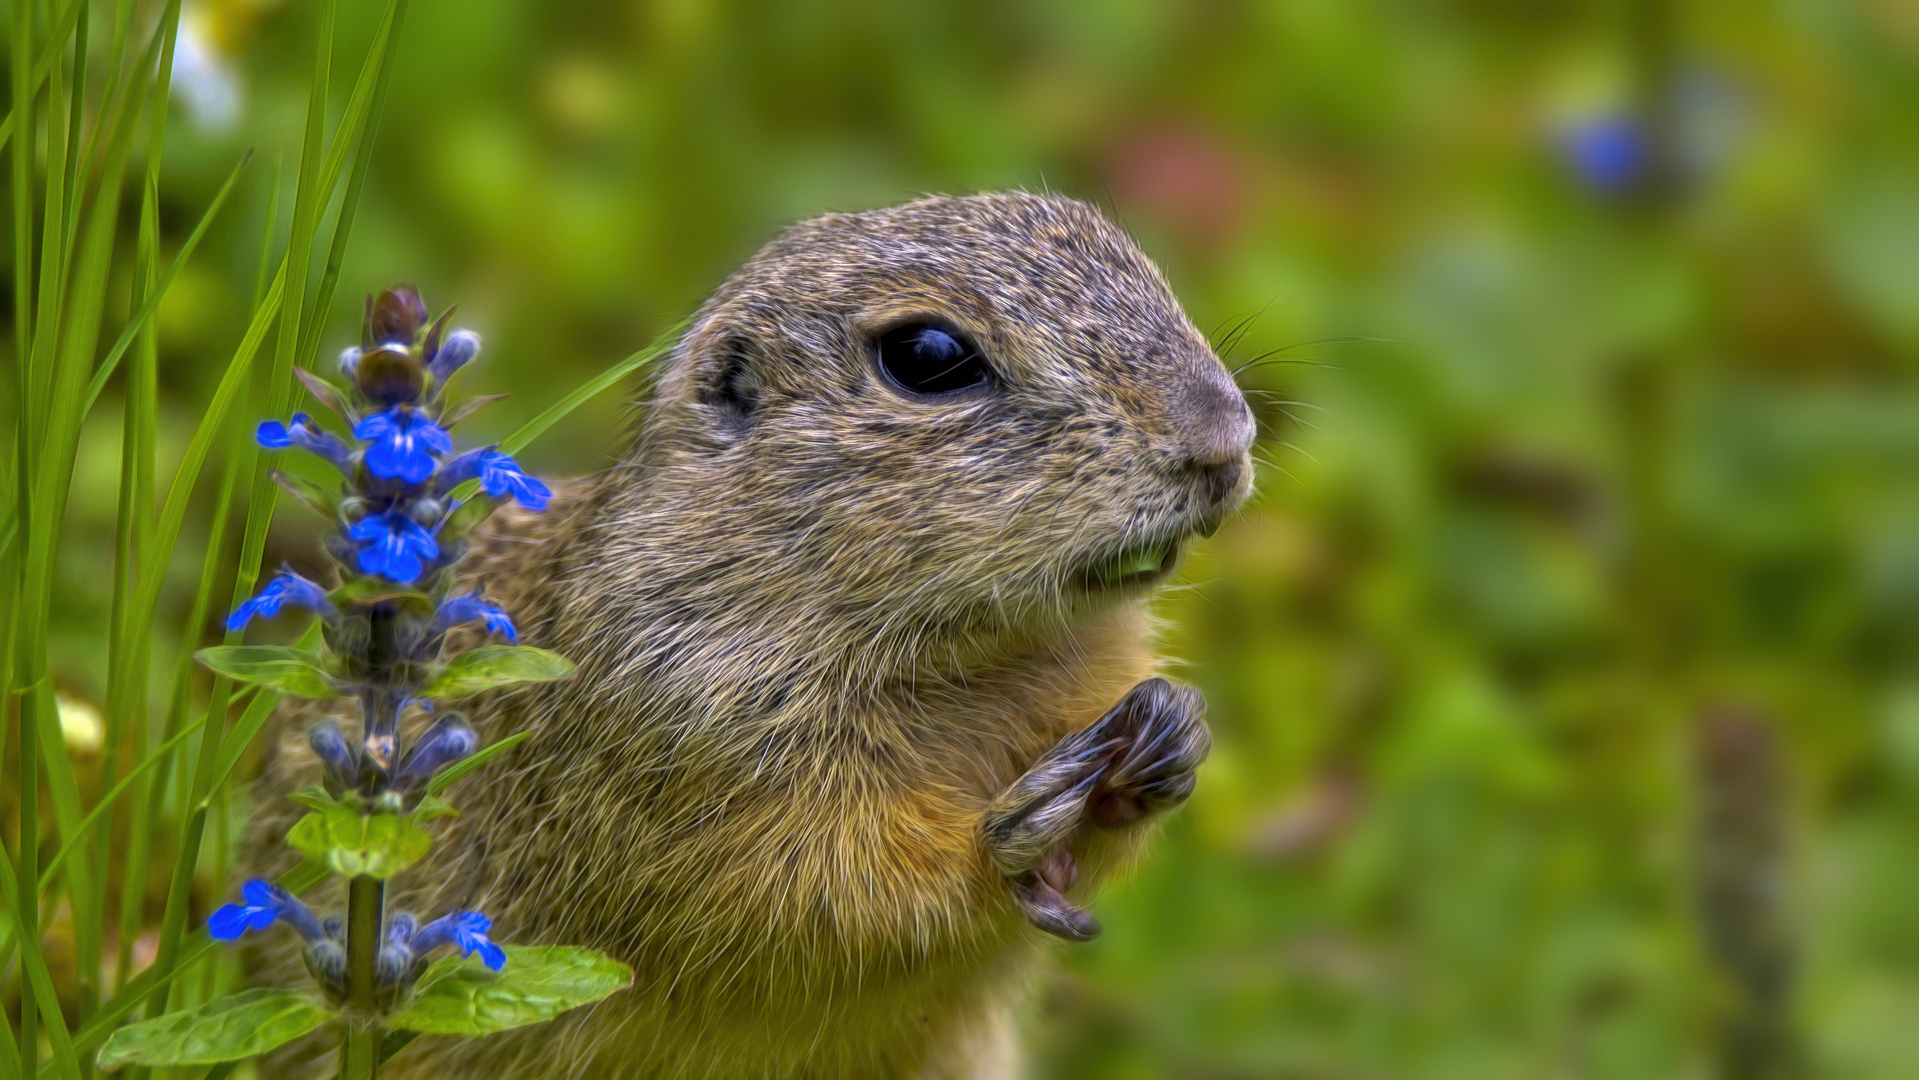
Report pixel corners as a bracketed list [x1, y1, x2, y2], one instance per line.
[1077, 534, 1183, 590]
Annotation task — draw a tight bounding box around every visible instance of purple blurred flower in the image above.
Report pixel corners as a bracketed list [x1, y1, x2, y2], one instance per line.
[1563, 116, 1646, 195]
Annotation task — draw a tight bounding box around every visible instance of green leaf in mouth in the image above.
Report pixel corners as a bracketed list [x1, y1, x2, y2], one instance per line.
[1093, 541, 1173, 583]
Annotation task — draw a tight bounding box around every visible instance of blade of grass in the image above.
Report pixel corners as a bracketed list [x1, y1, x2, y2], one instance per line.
[252, 155, 284, 313]
[0, 0, 88, 156]
[297, 0, 410, 369]
[57, 2, 87, 281]
[501, 319, 688, 455]
[35, 706, 219, 896]
[203, 681, 288, 796]
[11, 0, 42, 1068]
[426, 731, 532, 795]
[0, 852, 80, 1080]
[35, 14, 187, 1078]
[79, 153, 251, 415]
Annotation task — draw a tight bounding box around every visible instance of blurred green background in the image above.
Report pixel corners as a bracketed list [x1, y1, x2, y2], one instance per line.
[43, 0, 1919, 1075]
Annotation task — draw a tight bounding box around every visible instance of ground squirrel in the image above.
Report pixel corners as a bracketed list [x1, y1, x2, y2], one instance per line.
[251, 191, 1254, 1078]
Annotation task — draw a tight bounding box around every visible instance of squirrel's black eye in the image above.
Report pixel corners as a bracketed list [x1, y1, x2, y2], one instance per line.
[876, 324, 992, 396]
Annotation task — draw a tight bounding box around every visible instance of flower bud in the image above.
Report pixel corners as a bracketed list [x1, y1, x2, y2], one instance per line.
[388, 913, 417, 944]
[354, 344, 424, 405]
[378, 942, 416, 988]
[308, 721, 360, 793]
[304, 939, 348, 995]
[365, 286, 430, 347]
[394, 714, 478, 792]
[428, 329, 481, 385]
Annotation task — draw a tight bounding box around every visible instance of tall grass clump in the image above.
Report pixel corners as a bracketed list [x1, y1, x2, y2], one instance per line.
[2, 2, 668, 1075]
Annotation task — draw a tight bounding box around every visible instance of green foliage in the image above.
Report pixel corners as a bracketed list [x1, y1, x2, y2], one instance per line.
[388, 947, 633, 1036]
[96, 989, 333, 1068]
[418, 645, 575, 700]
[195, 645, 342, 699]
[286, 807, 433, 879]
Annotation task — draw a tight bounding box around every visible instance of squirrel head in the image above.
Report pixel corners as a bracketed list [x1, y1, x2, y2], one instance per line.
[609, 192, 1253, 662]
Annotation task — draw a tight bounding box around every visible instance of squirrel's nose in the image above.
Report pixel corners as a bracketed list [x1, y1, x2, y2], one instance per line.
[1173, 365, 1255, 505]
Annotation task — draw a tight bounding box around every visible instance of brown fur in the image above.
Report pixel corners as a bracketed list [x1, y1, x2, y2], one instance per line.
[247, 192, 1253, 1078]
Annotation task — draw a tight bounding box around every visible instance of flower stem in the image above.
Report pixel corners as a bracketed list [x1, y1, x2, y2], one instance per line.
[343, 873, 385, 1079]
[341, 1024, 379, 1080]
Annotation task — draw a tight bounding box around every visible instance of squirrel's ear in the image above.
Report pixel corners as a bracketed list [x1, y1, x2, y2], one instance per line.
[697, 333, 761, 439]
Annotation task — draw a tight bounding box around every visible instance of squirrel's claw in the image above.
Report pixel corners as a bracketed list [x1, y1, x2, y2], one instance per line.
[1088, 679, 1210, 829]
[983, 677, 1210, 942]
[1012, 846, 1100, 942]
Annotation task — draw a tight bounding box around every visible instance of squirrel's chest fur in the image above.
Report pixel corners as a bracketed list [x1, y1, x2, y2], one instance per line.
[265, 490, 1165, 1078]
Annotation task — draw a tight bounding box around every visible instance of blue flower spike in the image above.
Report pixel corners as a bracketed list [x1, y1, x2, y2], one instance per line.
[436, 592, 518, 641]
[256, 412, 355, 470]
[347, 511, 440, 583]
[226, 569, 335, 631]
[356, 408, 454, 484]
[412, 911, 507, 972]
[208, 879, 326, 942]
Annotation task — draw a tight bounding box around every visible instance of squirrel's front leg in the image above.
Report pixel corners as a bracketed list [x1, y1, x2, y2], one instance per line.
[981, 678, 1211, 941]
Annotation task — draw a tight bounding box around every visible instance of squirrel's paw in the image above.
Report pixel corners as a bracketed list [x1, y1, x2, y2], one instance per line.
[982, 677, 1210, 942]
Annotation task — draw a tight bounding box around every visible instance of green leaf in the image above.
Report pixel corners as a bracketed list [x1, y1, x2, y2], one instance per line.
[502, 319, 686, 454]
[285, 807, 431, 879]
[436, 392, 508, 429]
[410, 794, 458, 822]
[388, 946, 633, 1036]
[286, 785, 341, 813]
[294, 366, 356, 418]
[426, 731, 531, 795]
[195, 645, 342, 699]
[272, 469, 340, 520]
[96, 989, 333, 1068]
[328, 576, 434, 610]
[419, 645, 575, 700]
[435, 491, 502, 542]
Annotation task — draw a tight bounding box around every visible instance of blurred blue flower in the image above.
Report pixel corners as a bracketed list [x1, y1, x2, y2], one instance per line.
[356, 408, 454, 484]
[347, 511, 440, 583]
[208, 879, 325, 942]
[226, 569, 334, 631]
[440, 447, 552, 510]
[435, 592, 517, 641]
[257, 412, 354, 470]
[410, 910, 506, 971]
[429, 329, 481, 385]
[1564, 116, 1646, 195]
